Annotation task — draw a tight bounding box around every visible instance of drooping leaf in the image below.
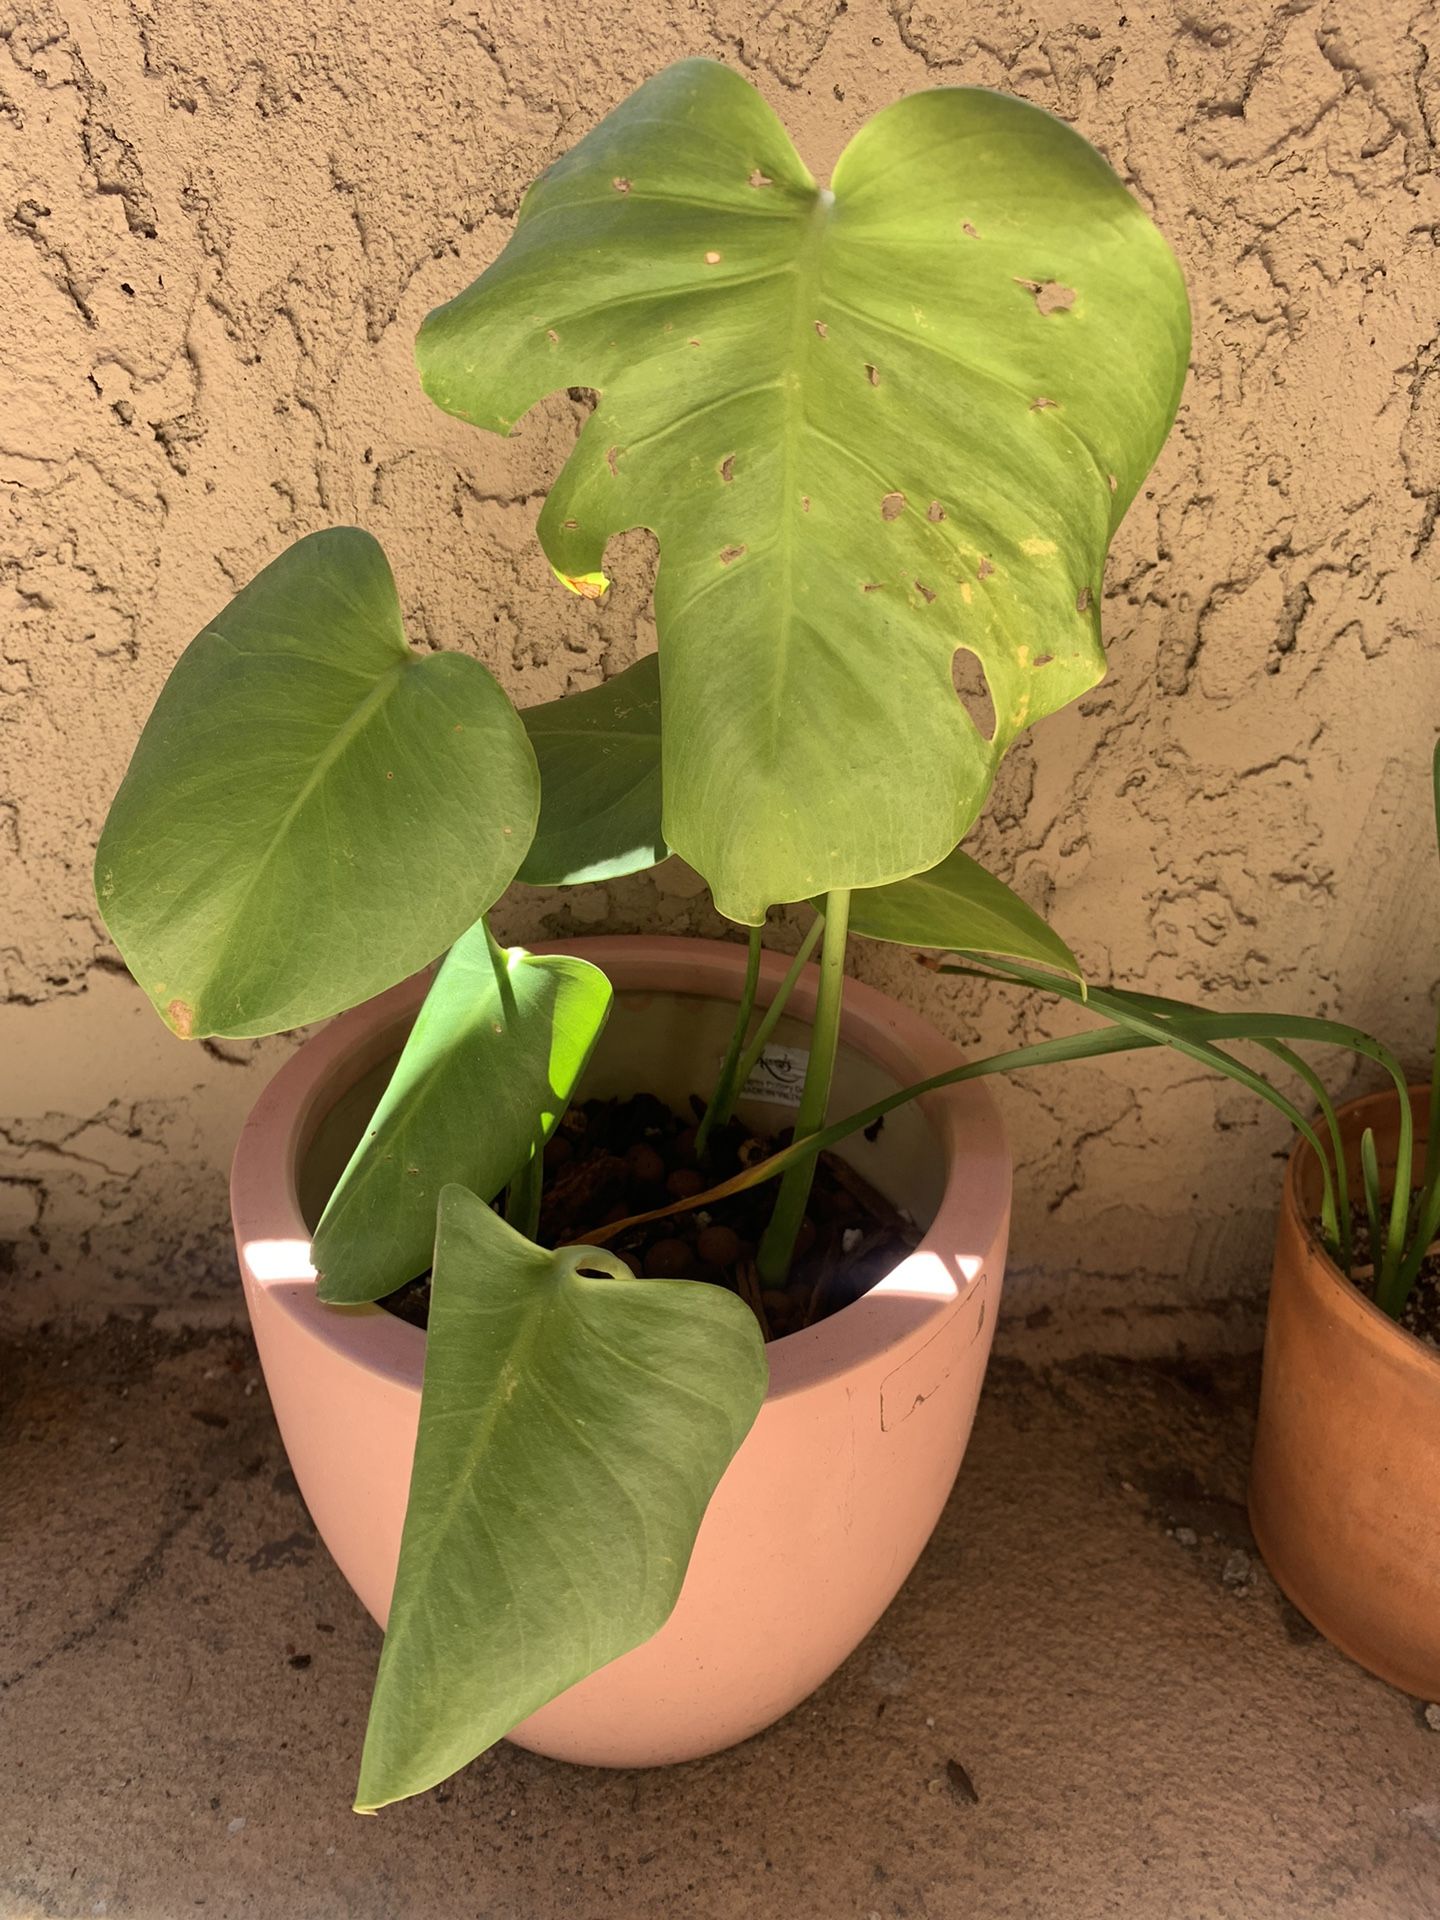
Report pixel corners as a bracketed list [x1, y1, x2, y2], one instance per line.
[518, 653, 667, 884]
[313, 928, 613, 1305]
[844, 845, 1082, 982]
[354, 1187, 767, 1812]
[417, 59, 1190, 922]
[94, 529, 539, 1038]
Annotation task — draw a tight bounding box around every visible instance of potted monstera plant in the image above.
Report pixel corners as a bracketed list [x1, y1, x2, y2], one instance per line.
[94, 60, 1189, 1809]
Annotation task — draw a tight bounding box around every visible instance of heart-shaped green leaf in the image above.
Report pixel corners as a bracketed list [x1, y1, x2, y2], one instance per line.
[417, 60, 1189, 923]
[844, 845, 1082, 982]
[354, 1186, 767, 1812]
[313, 926, 613, 1305]
[518, 653, 667, 885]
[94, 529, 539, 1038]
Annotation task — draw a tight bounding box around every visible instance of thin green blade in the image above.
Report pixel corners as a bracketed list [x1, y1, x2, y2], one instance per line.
[354, 1188, 767, 1811]
[95, 529, 539, 1038]
[313, 929, 613, 1304]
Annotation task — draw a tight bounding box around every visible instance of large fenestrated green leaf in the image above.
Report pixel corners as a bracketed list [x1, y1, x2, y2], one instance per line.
[417, 60, 1190, 923]
[94, 529, 539, 1038]
[354, 1187, 767, 1812]
[844, 845, 1082, 982]
[518, 653, 667, 884]
[312, 926, 613, 1305]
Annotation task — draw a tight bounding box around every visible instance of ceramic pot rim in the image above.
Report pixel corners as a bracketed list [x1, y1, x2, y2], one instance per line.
[1283, 1081, 1440, 1376]
[230, 934, 1011, 1405]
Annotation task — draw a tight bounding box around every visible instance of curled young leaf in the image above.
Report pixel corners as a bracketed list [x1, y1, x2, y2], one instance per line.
[313, 928, 614, 1305]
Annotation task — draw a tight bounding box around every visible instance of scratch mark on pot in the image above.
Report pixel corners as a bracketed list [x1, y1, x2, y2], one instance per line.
[720, 544, 746, 565]
[881, 491, 906, 520]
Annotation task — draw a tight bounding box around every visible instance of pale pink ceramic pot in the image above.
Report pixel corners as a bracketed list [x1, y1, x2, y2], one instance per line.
[232, 936, 1011, 1768]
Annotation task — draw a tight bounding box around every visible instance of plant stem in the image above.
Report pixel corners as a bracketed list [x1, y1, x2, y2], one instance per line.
[1360, 1127, 1384, 1290]
[581, 970, 1383, 1273]
[1423, 1000, 1440, 1197]
[732, 914, 824, 1093]
[695, 923, 765, 1160]
[505, 1141, 543, 1243]
[756, 889, 850, 1286]
[582, 1023, 1157, 1247]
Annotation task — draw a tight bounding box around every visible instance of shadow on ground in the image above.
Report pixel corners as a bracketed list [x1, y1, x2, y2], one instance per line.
[2, 1320, 1437, 1919]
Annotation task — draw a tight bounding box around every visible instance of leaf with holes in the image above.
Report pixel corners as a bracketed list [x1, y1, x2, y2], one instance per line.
[313, 926, 613, 1305]
[353, 1186, 768, 1811]
[519, 653, 668, 885]
[844, 845, 1082, 983]
[417, 59, 1189, 922]
[94, 529, 539, 1038]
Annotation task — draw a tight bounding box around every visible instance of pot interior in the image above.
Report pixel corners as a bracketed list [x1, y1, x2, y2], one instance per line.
[297, 987, 948, 1237]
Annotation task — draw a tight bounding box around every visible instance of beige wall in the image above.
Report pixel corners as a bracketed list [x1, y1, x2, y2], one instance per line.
[3, 0, 1437, 1347]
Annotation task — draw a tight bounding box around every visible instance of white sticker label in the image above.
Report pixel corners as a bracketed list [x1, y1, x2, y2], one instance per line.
[739, 1044, 810, 1109]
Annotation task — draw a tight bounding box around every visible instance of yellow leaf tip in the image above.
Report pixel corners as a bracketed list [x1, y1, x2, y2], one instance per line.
[553, 567, 610, 601]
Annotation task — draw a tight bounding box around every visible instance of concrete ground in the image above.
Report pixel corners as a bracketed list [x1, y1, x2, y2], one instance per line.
[2, 1321, 1437, 1920]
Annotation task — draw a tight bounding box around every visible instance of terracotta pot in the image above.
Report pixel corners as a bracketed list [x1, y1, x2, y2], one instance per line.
[1249, 1085, 1440, 1698]
[231, 935, 1011, 1767]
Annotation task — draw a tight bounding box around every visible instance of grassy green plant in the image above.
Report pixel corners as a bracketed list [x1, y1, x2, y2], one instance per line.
[603, 750, 1440, 1323]
[94, 59, 1189, 1809]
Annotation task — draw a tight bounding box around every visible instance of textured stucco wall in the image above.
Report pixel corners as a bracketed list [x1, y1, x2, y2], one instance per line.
[3, 0, 1438, 1346]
